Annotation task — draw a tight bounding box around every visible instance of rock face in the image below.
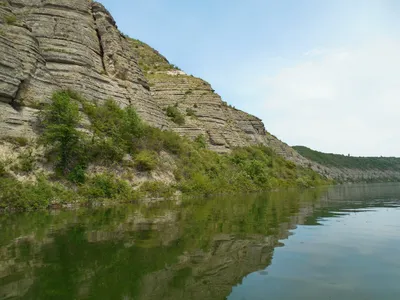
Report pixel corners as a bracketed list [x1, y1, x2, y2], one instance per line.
[0, 0, 308, 166]
[0, 0, 169, 139]
[1, 0, 398, 183]
[131, 39, 311, 164]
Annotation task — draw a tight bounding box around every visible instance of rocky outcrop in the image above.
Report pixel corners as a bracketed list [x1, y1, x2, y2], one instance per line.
[0, 0, 169, 140]
[131, 39, 311, 162]
[0, 0, 310, 167]
[1, 0, 397, 182]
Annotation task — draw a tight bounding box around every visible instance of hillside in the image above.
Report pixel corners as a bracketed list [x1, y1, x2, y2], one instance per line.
[294, 146, 400, 182]
[0, 0, 398, 211]
[0, 0, 307, 165]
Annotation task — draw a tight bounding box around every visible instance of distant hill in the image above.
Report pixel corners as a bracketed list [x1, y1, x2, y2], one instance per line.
[293, 146, 400, 171]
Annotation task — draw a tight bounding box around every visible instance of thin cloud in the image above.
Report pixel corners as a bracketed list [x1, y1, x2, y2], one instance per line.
[259, 38, 400, 157]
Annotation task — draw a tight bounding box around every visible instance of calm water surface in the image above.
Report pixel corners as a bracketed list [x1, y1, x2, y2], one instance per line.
[0, 183, 400, 299]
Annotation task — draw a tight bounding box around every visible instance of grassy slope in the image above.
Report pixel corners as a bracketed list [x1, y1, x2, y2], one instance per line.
[293, 146, 400, 171]
[130, 39, 178, 72]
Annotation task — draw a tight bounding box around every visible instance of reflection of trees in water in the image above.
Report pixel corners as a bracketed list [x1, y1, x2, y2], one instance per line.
[0, 184, 398, 300]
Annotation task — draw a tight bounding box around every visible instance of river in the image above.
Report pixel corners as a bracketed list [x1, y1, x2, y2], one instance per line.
[0, 183, 399, 299]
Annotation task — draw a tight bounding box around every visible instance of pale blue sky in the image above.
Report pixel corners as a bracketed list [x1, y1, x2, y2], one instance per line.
[98, 0, 400, 156]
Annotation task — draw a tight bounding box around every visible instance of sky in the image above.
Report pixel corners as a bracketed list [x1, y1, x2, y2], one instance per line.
[98, 0, 400, 157]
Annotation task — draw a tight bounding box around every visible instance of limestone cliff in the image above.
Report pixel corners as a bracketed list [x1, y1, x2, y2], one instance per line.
[1, 0, 398, 183]
[0, 0, 308, 166]
[130, 39, 308, 161]
[0, 0, 169, 138]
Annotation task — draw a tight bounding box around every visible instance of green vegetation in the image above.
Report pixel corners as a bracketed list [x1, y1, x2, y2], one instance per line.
[39, 91, 85, 176]
[139, 181, 175, 199]
[134, 150, 158, 172]
[78, 173, 138, 203]
[3, 136, 29, 147]
[13, 150, 36, 173]
[4, 14, 16, 25]
[0, 161, 7, 177]
[0, 174, 139, 211]
[130, 38, 179, 72]
[166, 105, 185, 125]
[294, 146, 400, 171]
[186, 108, 196, 117]
[175, 145, 326, 196]
[0, 176, 75, 211]
[0, 91, 328, 211]
[81, 97, 144, 162]
[194, 134, 207, 149]
[146, 72, 208, 90]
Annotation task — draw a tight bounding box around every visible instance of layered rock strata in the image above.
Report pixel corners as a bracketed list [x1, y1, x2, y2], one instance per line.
[0, 0, 309, 166]
[0, 0, 169, 140]
[1, 0, 398, 182]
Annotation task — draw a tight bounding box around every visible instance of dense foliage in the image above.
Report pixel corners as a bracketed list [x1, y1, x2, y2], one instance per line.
[0, 91, 328, 211]
[39, 91, 84, 176]
[294, 146, 400, 171]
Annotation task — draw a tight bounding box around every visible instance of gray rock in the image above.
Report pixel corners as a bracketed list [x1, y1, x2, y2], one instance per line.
[1, 0, 397, 182]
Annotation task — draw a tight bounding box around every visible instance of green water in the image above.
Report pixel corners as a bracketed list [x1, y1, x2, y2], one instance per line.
[0, 183, 400, 300]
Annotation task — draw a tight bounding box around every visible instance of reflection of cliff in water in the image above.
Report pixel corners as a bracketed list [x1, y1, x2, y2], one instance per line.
[1, 184, 397, 300]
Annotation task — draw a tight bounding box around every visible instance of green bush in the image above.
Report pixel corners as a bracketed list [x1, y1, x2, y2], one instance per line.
[40, 91, 85, 176]
[4, 15, 16, 25]
[166, 106, 185, 125]
[82, 98, 144, 161]
[2, 136, 29, 147]
[135, 150, 158, 172]
[78, 174, 137, 203]
[0, 176, 74, 211]
[158, 130, 185, 154]
[0, 161, 7, 177]
[139, 181, 175, 198]
[186, 108, 196, 117]
[180, 172, 216, 196]
[194, 134, 207, 149]
[136, 126, 185, 155]
[14, 150, 36, 173]
[67, 164, 86, 184]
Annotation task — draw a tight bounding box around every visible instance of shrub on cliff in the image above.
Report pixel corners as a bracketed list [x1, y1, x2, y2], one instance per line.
[40, 91, 86, 176]
[82, 98, 144, 161]
[0, 161, 7, 177]
[194, 134, 207, 149]
[139, 181, 175, 198]
[0, 176, 75, 211]
[135, 150, 158, 172]
[166, 105, 185, 125]
[78, 173, 138, 203]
